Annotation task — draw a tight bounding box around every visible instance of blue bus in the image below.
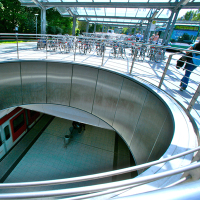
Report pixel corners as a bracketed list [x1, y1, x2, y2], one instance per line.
[157, 24, 200, 48]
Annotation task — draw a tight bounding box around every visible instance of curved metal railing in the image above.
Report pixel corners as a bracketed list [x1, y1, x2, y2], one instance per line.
[0, 33, 200, 199]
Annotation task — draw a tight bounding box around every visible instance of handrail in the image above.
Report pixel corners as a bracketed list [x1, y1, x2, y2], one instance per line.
[0, 33, 200, 199]
[0, 146, 199, 189]
[0, 162, 200, 199]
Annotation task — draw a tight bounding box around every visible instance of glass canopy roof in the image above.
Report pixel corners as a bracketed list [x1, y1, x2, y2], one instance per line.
[18, 0, 200, 26]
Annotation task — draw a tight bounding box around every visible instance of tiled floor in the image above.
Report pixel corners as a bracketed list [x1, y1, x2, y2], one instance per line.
[2, 117, 118, 195]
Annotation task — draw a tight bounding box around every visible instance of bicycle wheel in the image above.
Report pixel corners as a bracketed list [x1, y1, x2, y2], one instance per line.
[155, 52, 162, 63]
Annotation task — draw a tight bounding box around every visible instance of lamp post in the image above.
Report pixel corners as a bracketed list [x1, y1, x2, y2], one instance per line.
[35, 14, 39, 37]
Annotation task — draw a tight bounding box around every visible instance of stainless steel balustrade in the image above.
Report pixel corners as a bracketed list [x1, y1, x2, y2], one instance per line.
[0, 146, 200, 189]
[0, 162, 200, 199]
[0, 33, 200, 199]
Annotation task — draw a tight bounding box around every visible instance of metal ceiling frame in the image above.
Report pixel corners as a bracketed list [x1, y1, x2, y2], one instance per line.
[17, 0, 197, 35]
[21, 2, 200, 9]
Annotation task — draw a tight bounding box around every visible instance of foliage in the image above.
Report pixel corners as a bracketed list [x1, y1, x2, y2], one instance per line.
[178, 10, 200, 21]
[0, 0, 73, 34]
[122, 27, 128, 34]
[89, 24, 103, 33]
[75, 28, 80, 36]
[0, 2, 4, 9]
[0, 0, 40, 33]
[78, 21, 87, 34]
[46, 8, 73, 35]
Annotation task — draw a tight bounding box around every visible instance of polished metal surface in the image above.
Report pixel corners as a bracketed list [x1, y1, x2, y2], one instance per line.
[147, 113, 174, 163]
[21, 61, 46, 104]
[0, 60, 198, 199]
[113, 79, 148, 147]
[92, 70, 124, 125]
[47, 62, 72, 106]
[0, 61, 176, 166]
[70, 65, 98, 113]
[117, 179, 200, 200]
[129, 92, 174, 166]
[0, 62, 22, 109]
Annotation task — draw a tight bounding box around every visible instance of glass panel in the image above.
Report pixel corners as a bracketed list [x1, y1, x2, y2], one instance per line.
[78, 0, 93, 2]
[105, 8, 115, 16]
[85, 7, 96, 15]
[76, 7, 87, 15]
[18, 0, 34, 2]
[111, 0, 128, 2]
[94, 0, 110, 2]
[136, 8, 150, 17]
[116, 19, 124, 22]
[126, 8, 138, 17]
[78, 17, 86, 20]
[95, 8, 105, 16]
[149, 0, 169, 2]
[48, 0, 61, 2]
[129, 0, 148, 2]
[13, 113, 25, 133]
[116, 8, 127, 16]
[90, 18, 98, 21]
[57, 7, 70, 15]
[157, 9, 171, 18]
[4, 126, 10, 141]
[62, 0, 76, 2]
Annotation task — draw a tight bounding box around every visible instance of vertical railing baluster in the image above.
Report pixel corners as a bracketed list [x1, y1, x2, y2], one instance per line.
[129, 48, 138, 74]
[187, 84, 200, 112]
[16, 34, 19, 59]
[158, 54, 173, 88]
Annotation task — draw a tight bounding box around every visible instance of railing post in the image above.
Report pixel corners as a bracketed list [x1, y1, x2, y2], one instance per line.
[158, 54, 173, 88]
[16, 34, 19, 59]
[101, 44, 105, 67]
[46, 36, 48, 59]
[74, 39, 76, 61]
[129, 48, 138, 74]
[187, 83, 200, 112]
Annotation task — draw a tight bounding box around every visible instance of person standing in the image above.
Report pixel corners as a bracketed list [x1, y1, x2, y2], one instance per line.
[180, 41, 200, 91]
[153, 32, 159, 44]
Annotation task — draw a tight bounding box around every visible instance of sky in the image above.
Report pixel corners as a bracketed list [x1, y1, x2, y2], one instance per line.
[178, 9, 198, 18]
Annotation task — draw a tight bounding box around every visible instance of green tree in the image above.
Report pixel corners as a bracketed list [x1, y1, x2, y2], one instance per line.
[178, 10, 200, 21]
[0, 0, 40, 33]
[0, 2, 3, 9]
[122, 27, 128, 34]
[0, 0, 73, 34]
[46, 8, 73, 35]
[78, 21, 87, 34]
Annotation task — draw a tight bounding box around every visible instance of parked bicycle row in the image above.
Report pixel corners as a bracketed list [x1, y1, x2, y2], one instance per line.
[36, 35, 165, 62]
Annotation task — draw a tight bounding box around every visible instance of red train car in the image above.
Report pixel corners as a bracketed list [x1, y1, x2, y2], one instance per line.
[0, 107, 41, 160]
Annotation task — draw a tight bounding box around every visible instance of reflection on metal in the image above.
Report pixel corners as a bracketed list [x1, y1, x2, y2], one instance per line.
[47, 62, 72, 106]
[0, 34, 200, 198]
[21, 62, 47, 104]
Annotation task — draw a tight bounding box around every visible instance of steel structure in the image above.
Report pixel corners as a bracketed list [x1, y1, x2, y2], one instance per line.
[18, 0, 200, 42]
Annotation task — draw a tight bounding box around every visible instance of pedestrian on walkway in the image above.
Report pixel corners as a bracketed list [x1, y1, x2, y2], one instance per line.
[180, 41, 200, 91]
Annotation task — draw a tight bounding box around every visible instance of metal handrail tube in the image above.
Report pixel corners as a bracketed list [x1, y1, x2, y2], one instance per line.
[0, 146, 200, 189]
[0, 161, 200, 199]
[60, 180, 154, 200]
